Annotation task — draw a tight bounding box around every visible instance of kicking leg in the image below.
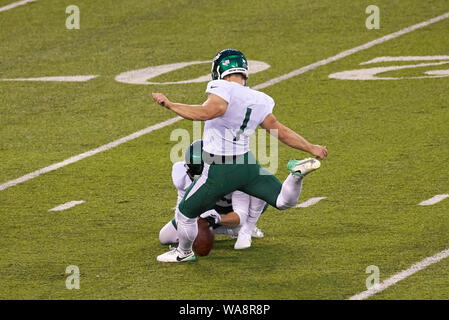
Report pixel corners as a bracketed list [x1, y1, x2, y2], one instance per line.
[241, 158, 320, 210]
[276, 158, 320, 209]
[275, 174, 303, 209]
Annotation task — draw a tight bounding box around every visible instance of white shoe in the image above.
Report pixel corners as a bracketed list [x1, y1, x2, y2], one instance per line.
[287, 158, 321, 177]
[156, 247, 196, 263]
[234, 231, 252, 250]
[251, 226, 264, 238]
[230, 226, 241, 239]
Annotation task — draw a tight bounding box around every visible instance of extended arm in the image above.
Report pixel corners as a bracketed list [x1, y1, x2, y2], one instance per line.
[152, 93, 227, 121]
[261, 113, 328, 160]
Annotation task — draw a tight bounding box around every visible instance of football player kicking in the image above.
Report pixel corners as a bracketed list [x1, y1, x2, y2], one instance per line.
[152, 48, 328, 262]
[159, 140, 266, 250]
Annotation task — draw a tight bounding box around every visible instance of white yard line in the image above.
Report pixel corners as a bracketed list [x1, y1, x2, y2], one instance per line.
[0, 75, 98, 82]
[0, 116, 182, 191]
[419, 194, 449, 206]
[348, 192, 449, 299]
[1, 11, 449, 191]
[253, 11, 449, 90]
[49, 200, 85, 212]
[0, 0, 35, 13]
[360, 55, 449, 65]
[348, 248, 449, 300]
[295, 197, 327, 208]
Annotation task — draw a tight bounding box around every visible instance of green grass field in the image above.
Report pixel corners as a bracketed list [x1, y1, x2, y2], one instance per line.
[1, 0, 448, 299]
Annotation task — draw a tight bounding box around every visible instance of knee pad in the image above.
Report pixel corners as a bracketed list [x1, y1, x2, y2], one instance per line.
[159, 220, 178, 244]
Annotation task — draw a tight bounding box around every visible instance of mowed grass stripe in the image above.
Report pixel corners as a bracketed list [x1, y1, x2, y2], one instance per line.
[1, 10, 449, 192]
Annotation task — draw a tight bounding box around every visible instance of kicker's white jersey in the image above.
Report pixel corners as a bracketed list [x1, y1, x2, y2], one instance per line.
[203, 79, 275, 156]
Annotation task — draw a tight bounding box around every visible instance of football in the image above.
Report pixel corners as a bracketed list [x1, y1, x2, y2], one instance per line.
[193, 218, 214, 256]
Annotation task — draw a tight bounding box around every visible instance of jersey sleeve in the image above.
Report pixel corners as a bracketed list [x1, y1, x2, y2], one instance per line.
[171, 161, 189, 191]
[205, 80, 231, 103]
[259, 93, 275, 123]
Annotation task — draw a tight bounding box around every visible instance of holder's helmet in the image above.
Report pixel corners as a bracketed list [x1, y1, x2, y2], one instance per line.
[211, 48, 248, 81]
[184, 139, 204, 180]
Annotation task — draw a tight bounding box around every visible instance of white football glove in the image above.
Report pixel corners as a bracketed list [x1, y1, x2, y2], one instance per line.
[200, 210, 221, 225]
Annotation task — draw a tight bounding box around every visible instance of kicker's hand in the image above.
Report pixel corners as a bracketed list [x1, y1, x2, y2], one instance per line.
[310, 145, 328, 160]
[152, 93, 171, 109]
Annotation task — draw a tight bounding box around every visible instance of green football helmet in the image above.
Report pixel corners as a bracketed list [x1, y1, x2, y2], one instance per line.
[184, 139, 204, 180]
[211, 48, 248, 81]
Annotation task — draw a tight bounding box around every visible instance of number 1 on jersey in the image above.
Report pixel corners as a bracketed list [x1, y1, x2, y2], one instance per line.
[234, 108, 252, 141]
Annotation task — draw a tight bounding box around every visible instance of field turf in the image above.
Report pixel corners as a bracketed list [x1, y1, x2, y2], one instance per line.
[0, 0, 448, 299]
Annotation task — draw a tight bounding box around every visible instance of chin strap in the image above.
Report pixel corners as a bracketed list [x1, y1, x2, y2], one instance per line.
[186, 170, 195, 181]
